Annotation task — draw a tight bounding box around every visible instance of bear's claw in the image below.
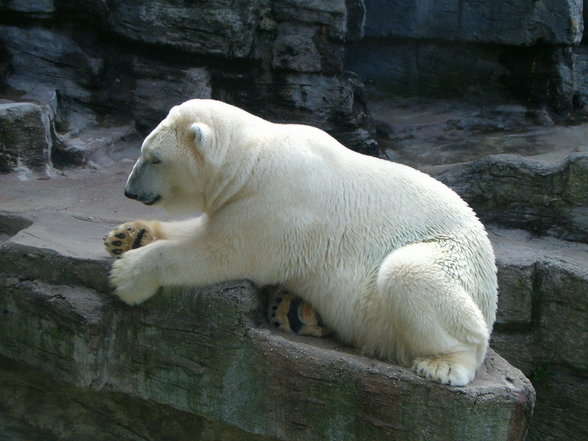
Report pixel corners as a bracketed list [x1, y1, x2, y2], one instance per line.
[412, 354, 475, 387]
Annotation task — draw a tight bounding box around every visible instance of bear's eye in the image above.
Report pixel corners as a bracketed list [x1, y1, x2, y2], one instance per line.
[149, 158, 161, 165]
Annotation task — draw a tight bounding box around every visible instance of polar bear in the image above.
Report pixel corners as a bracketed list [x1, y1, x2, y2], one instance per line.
[107, 99, 497, 386]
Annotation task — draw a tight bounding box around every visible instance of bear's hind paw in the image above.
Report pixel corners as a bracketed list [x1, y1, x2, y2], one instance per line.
[267, 288, 332, 338]
[412, 352, 476, 387]
[104, 221, 157, 257]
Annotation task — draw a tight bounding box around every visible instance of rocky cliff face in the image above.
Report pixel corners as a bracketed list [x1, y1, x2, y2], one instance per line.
[347, 0, 585, 113]
[0, 0, 377, 172]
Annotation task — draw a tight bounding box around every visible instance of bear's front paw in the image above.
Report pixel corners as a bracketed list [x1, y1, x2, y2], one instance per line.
[104, 221, 157, 257]
[109, 248, 159, 305]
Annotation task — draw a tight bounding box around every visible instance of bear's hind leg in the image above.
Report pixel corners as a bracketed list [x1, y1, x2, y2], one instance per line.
[376, 241, 490, 386]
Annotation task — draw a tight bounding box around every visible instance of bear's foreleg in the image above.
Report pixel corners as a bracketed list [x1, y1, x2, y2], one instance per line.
[105, 219, 330, 338]
[376, 241, 489, 386]
[109, 220, 249, 305]
[104, 218, 206, 257]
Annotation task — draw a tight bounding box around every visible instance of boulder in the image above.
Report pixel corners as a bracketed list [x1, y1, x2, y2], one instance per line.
[0, 102, 52, 172]
[106, 0, 266, 58]
[0, 276, 535, 441]
[439, 153, 588, 242]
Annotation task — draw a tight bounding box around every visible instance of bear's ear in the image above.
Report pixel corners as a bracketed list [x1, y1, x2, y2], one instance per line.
[189, 122, 226, 168]
[190, 123, 211, 145]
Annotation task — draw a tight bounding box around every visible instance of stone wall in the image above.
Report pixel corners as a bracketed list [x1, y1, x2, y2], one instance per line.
[346, 0, 585, 112]
[0, 0, 378, 170]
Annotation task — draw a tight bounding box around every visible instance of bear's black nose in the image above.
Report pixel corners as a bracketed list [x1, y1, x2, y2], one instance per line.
[124, 189, 138, 200]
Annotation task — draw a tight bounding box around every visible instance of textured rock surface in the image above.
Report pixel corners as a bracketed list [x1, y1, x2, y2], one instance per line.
[0, 278, 533, 441]
[363, 0, 583, 45]
[440, 153, 588, 242]
[106, 0, 266, 58]
[0, 357, 282, 441]
[346, 0, 586, 112]
[490, 229, 588, 441]
[0, 164, 534, 441]
[0, 0, 378, 168]
[0, 102, 52, 172]
[346, 39, 509, 100]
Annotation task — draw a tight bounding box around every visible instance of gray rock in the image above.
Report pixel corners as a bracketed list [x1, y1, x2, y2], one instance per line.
[107, 0, 266, 58]
[55, 123, 141, 168]
[272, 23, 324, 73]
[0, 25, 103, 117]
[495, 264, 534, 329]
[528, 367, 588, 441]
[0, 1, 377, 159]
[490, 229, 588, 370]
[535, 261, 588, 371]
[488, 228, 588, 441]
[271, 0, 348, 39]
[348, 2, 583, 111]
[131, 61, 212, 131]
[439, 153, 588, 242]
[346, 38, 508, 100]
[345, 0, 366, 41]
[0, 0, 55, 17]
[0, 276, 534, 441]
[363, 0, 583, 46]
[0, 102, 52, 172]
[0, 356, 281, 441]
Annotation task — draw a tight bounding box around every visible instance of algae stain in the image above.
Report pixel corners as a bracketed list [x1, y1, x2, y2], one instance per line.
[219, 346, 275, 434]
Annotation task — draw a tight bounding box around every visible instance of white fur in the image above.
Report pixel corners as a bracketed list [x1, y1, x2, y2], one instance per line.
[111, 99, 498, 386]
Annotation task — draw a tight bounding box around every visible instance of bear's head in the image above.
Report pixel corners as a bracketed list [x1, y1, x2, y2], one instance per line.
[124, 99, 243, 214]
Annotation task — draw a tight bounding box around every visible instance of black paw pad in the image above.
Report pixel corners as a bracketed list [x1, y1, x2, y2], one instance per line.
[132, 228, 146, 249]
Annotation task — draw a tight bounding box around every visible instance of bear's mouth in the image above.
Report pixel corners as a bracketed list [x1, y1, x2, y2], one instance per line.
[143, 195, 161, 206]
